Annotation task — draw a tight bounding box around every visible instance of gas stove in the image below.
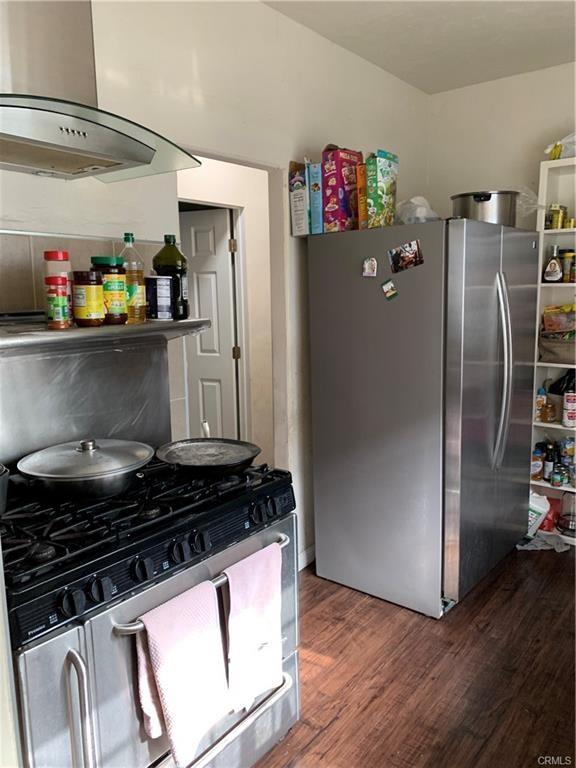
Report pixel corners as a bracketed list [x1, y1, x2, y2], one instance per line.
[1, 461, 295, 649]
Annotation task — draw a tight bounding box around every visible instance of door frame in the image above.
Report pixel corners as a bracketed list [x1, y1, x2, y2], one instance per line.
[178, 199, 250, 443]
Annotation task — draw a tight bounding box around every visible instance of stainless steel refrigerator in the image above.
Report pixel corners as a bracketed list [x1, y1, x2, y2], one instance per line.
[308, 219, 538, 618]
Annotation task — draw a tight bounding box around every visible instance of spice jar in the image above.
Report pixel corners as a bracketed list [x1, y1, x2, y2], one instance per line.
[44, 276, 71, 330]
[72, 270, 104, 327]
[44, 250, 71, 313]
[546, 204, 567, 230]
[90, 256, 128, 325]
[543, 401, 557, 423]
[559, 250, 575, 283]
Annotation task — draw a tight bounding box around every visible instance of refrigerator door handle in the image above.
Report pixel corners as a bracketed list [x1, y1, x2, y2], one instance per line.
[492, 271, 513, 470]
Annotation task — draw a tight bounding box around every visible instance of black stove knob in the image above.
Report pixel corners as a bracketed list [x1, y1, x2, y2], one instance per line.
[59, 588, 86, 618]
[132, 557, 155, 583]
[170, 540, 192, 564]
[266, 496, 278, 518]
[191, 530, 211, 554]
[249, 501, 267, 524]
[87, 576, 114, 604]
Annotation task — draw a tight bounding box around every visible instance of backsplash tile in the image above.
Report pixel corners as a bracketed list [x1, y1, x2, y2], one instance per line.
[0, 234, 35, 312]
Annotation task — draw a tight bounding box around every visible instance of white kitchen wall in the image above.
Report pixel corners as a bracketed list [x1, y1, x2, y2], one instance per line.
[426, 62, 575, 226]
[91, 0, 430, 564]
[0, 169, 178, 240]
[177, 159, 274, 465]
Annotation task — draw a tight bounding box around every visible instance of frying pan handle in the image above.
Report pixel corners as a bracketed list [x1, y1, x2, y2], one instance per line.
[201, 420, 211, 438]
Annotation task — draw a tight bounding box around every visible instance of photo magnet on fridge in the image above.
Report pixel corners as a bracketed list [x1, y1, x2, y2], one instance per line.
[388, 239, 424, 273]
[362, 257, 378, 277]
[381, 280, 398, 300]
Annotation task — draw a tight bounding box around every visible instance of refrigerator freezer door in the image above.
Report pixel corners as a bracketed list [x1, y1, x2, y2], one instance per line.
[308, 222, 446, 618]
[444, 219, 503, 602]
[497, 229, 538, 544]
[443, 220, 538, 603]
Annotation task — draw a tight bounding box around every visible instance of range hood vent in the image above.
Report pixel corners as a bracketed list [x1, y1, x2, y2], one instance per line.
[0, 2, 199, 181]
[0, 96, 200, 182]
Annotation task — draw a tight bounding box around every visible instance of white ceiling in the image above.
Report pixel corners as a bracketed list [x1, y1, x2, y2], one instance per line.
[265, 1, 576, 93]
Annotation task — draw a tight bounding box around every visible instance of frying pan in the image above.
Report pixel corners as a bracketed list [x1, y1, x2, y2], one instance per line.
[156, 421, 261, 476]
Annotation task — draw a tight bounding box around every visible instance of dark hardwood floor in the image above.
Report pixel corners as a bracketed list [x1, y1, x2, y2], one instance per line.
[258, 549, 575, 768]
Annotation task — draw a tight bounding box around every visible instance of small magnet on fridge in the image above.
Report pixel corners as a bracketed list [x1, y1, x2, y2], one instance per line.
[381, 280, 398, 300]
[362, 257, 377, 277]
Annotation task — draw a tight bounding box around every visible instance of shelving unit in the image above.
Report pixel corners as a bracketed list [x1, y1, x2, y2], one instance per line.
[530, 157, 576, 512]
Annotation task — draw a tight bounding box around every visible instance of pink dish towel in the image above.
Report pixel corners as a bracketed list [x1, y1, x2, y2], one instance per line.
[223, 543, 283, 712]
[135, 581, 230, 768]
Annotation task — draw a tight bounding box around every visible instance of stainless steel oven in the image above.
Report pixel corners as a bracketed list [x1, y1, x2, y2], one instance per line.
[15, 515, 299, 768]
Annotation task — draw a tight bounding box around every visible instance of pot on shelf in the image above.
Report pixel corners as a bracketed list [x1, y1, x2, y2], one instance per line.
[450, 190, 518, 227]
[17, 438, 154, 499]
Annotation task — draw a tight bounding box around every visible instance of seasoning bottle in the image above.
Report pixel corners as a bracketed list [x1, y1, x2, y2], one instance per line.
[72, 270, 105, 327]
[530, 449, 543, 481]
[543, 401, 557, 423]
[44, 276, 71, 330]
[119, 233, 146, 324]
[543, 443, 555, 481]
[535, 386, 547, 421]
[44, 250, 72, 314]
[559, 250, 574, 283]
[543, 245, 563, 282]
[152, 235, 189, 320]
[90, 256, 128, 325]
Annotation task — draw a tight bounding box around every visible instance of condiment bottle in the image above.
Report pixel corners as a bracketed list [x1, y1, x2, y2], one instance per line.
[152, 235, 189, 320]
[119, 233, 146, 324]
[44, 250, 71, 314]
[560, 250, 574, 283]
[90, 256, 128, 325]
[530, 449, 543, 481]
[72, 270, 105, 327]
[543, 443, 555, 481]
[543, 401, 557, 423]
[543, 245, 563, 282]
[535, 386, 547, 421]
[44, 276, 71, 330]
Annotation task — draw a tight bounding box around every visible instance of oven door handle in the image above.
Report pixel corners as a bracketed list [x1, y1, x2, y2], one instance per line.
[113, 532, 291, 637]
[66, 649, 96, 768]
[156, 673, 293, 768]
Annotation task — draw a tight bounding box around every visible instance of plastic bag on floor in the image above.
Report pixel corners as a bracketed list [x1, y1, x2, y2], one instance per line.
[517, 531, 570, 553]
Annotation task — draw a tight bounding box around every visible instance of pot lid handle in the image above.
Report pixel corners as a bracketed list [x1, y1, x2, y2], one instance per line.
[77, 439, 99, 453]
[473, 192, 492, 202]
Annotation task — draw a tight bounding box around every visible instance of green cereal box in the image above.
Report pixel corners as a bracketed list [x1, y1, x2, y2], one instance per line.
[366, 150, 399, 228]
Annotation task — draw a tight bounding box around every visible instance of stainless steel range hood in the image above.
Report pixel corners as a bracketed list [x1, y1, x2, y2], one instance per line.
[0, 1, 199, 181]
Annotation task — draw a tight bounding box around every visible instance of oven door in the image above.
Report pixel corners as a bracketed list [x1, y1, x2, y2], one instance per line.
[15, 626, 95, 768]
[85, 514, 298, 768]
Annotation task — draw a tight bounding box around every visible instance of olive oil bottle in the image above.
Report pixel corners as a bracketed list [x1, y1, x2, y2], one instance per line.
[152, 235, 189, 320]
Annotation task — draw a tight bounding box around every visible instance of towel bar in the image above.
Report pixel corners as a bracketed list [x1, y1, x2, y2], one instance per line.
[113, 533, 290, 637]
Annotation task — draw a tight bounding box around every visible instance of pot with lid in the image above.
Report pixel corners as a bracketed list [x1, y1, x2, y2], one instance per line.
[451, 191, 518, 227]
[17, 438, 154, 498]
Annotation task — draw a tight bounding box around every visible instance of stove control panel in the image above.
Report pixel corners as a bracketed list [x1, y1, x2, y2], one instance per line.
[9, 480, 296, 648]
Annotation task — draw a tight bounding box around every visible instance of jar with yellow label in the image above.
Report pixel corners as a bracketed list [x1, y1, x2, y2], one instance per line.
[72, 270, 105, 327]
[91, 256, 128, 325]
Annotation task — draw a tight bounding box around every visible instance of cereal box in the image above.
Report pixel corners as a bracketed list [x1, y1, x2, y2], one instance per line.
[366, 150, 399, 228]
[289, 161, 309, 237]
[322, 145, 364, 232]
[357, 163, 368, 230]
[306, 162, 323, 235]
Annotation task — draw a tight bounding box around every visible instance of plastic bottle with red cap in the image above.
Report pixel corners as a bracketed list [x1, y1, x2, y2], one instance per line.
[44, 250, 71, 316]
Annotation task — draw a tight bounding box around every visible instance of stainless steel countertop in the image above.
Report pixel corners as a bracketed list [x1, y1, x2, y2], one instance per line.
[0, 317, 211, 351]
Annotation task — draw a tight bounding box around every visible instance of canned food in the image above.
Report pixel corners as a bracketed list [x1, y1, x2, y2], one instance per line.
[550, 467, 564, 487]
[146, 275, 173, 321]
[547, 203, 567, 230]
